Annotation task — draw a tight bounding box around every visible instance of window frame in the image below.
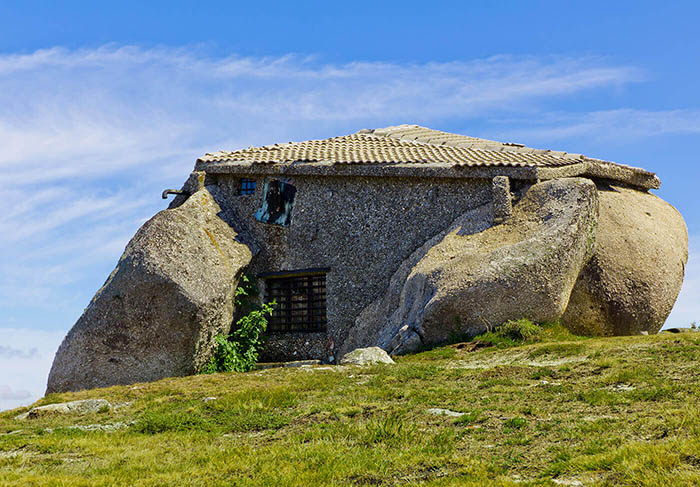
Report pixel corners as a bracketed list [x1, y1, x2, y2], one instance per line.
[239, 178, 257, 195]
[261, 268, 329, 333]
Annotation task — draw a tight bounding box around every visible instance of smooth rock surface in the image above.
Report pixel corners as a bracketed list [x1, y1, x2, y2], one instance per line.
[15, 399, 111, 420]
[47, 188, 252, 393]
[346, 178, 598, 354]
[562, 183, 688, 336]
[340, 347, 395, 365]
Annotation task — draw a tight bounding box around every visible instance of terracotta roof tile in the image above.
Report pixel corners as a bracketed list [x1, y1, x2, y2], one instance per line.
[200, 126, 582, 168]
[197, 124, 657, 185]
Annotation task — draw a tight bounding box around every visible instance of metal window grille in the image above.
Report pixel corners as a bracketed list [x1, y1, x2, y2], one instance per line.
[265, 273, 327, 333]
[239, 178, 256, 195]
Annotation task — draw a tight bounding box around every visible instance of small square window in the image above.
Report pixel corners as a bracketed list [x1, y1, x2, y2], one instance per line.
[264, 271, 327, 333]
[239, 178, 256, 195]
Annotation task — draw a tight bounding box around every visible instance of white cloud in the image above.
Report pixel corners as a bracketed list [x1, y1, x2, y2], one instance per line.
[0, 49, 643, 173]
[0, 386, 31, 401]
[490, 108, 700, 144]
[0, 46, 646, 320]
[0, 328, 65, 411]
[0, 346, 38, 359]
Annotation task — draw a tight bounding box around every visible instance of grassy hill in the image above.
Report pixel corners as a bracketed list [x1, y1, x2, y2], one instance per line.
[2, 327, 700, 486]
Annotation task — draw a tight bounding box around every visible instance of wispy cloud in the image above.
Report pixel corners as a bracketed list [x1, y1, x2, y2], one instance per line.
[0, 328, 64, 411]
[0, 345, 38, 359]
[0, 49, 644, 161]
[0, 46, 646, 322]
[0, 385, 31, 401]
[490, 108, 700, 144]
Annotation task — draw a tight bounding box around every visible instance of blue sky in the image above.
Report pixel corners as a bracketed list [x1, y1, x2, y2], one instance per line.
[1, 1, 698, 410]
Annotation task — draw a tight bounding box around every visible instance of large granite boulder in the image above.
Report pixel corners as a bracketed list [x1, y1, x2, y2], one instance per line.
[561, 183, 688, 335]
[343, 178, 598, 356]
[47, 188, 252, 393]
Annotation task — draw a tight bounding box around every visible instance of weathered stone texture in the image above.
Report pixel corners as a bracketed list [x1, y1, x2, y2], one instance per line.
[491, 176, 512, 224]
[562, 183, 688, 336]
[346, 178, 599, 355]
[167, 170, 207, 209]
[209, 174, 492, 362]
[340, 347, 395, 366]
[46, 188, 252, 393]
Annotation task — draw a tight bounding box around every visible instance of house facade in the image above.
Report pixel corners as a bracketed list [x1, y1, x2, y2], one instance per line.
[188, 125, 661, 362]
[47, 124, 686, 393]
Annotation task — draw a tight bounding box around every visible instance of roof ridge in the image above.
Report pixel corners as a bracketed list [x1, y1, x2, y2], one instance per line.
[362, 124, 587, 159]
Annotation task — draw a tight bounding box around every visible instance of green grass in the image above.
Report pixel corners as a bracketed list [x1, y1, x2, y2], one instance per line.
[2, 332, 700, 486]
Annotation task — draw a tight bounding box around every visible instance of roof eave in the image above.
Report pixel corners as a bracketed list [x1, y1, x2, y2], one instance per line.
[196, 159, 660, 190]
[197, 159, 548, 181]
[581, 160, 661, 190]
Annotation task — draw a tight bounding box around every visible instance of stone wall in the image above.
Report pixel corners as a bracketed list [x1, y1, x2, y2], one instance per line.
[207, 174, 492, 362]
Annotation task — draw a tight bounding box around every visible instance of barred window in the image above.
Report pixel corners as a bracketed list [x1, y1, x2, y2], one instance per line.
[239, 178, 256, 195]
[263, 270, 328, 333]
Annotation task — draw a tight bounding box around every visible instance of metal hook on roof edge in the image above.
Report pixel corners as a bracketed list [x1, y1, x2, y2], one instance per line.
[161, 189, 190, 200]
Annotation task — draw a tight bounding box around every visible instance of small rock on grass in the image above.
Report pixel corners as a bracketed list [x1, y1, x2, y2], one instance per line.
[15, 399, 111, 420]
[426, 408, 464, 417]
[0, 430, 23, 435]
[45, 421, 132, 433]
[552, 478, 584, 486]
[340, 347, 395, 366]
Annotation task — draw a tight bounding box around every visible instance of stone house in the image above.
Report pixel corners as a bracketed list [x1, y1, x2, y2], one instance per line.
[47, 125, 688, 393]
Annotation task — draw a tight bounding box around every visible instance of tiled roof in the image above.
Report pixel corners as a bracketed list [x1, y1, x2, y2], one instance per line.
[196, 125, 658, 188]
[198, 125, 584, 168]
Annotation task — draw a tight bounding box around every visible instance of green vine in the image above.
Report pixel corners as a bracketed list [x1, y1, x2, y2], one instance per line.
[201, 274, 274, 374]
